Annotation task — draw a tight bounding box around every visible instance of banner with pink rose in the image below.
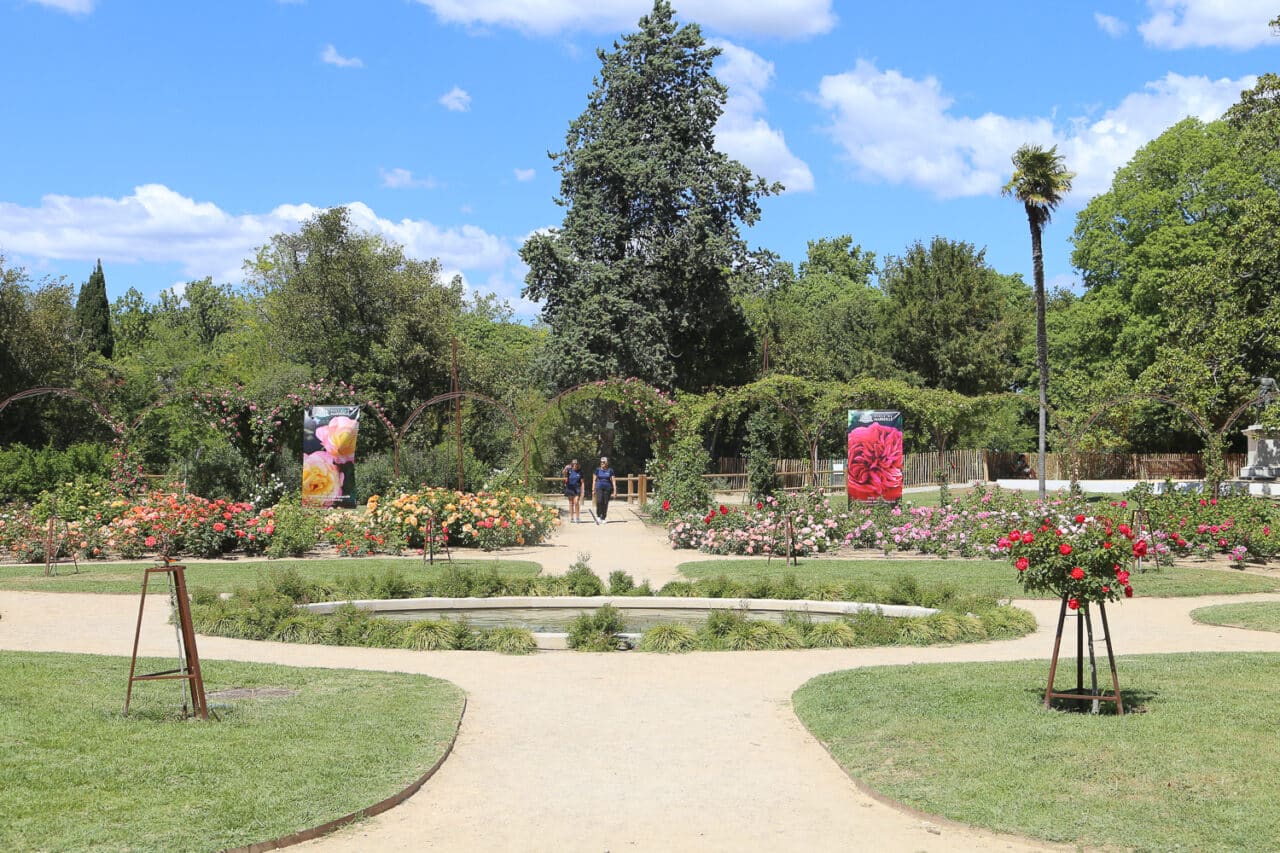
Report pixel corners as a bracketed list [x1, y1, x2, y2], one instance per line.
[847, 410, 903, 503]
[303, 406, 360, 508]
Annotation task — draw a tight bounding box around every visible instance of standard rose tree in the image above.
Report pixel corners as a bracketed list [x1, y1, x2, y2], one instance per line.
[997, 513, 1143, 606]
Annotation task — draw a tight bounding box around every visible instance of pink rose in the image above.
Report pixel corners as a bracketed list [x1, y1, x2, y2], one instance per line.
[315, 416, 359, 464]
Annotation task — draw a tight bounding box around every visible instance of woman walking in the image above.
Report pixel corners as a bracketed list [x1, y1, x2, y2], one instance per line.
[563, 459, 585, 523]
[592, 457, 615, 525]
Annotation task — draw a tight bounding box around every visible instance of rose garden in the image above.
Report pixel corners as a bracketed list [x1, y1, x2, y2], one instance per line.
[5, 2, 1280, 851]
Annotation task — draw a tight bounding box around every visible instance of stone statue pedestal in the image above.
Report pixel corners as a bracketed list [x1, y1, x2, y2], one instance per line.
[1239, 424, 1280, 480]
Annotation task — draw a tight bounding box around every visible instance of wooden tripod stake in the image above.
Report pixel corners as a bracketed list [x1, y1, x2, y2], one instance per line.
[124, 561, 209, 720]
[1044, 595, 1124, 715]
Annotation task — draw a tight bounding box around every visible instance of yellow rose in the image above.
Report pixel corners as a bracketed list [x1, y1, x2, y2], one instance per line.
[302, 451, 344, 506]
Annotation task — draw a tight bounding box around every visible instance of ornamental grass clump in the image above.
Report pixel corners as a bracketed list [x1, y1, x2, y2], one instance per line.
[996, 513, 1142, 610]
[637, 623, 698, 653]
[567, 605, 628, 651]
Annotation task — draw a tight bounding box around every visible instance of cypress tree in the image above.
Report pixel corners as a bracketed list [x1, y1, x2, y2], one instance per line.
[74, 259, 114, 359]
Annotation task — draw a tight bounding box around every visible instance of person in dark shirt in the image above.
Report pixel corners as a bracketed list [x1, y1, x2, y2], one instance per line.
[563, 459, 584, 523]
[592, 457, 615, 525]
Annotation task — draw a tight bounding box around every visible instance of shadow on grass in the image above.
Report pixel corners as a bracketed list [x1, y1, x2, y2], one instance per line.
[1023, 685, 1159, 716]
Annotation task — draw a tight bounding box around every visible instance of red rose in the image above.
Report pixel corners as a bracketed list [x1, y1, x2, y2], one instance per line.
[1132, 540, 1148, 557]
[1016, 557, 1029, 572]
[997, 537, 1011, 549]
[213, 522, 226, 532]
[1070, 567, 1085, 580]
[1116, 570, 1130, 584]
[1118, 524, 1132, 538]
[1068, 598, 1080, 610]
[1074, 514, 1086, 523]
[1009, 529, 1021, 540]
[846, 421, 904, 501]
[1124, 585, 1133, 598]
[662, 499, 671, 512]
[1059, 543, 1072, 556]
[1102, 585, 1111, 594]
[719, 505, 728, 515]
[1102, 541, 1113, 549]
[1022, 532, 1034, 544]
[756, 502, 764, 510]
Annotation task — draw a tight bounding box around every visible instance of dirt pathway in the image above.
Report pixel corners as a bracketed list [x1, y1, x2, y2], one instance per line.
[4, 514, 1280, 851]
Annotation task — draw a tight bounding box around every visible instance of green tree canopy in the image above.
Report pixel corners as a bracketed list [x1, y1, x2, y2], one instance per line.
[521, 0, 779, 393]
[880, 236, 1031, 396]
[742, 236, 892, 383]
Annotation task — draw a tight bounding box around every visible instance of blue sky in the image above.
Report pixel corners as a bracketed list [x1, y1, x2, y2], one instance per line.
[1, 0, 1275, 320]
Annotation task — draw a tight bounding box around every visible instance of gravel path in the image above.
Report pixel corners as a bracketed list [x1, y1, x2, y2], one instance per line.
[4, 510, 1280, 852]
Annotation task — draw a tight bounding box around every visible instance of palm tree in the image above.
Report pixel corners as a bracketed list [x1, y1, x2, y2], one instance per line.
[1003, 144, 1074, 502]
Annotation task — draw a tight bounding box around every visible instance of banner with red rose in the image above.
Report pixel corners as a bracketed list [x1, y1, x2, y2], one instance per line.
[303, 406, 360, 508]
[847, 410, 903, 502]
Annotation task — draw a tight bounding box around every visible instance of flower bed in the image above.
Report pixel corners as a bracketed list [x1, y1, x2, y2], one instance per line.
[367, 488, 558, 552]
[664, 485, 1280, 565]
[0, 487, 558, 562]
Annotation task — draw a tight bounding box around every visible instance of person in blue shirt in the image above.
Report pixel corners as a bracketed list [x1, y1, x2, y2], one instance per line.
[592, 457, 615, 525]
[563, 459, 584, 523]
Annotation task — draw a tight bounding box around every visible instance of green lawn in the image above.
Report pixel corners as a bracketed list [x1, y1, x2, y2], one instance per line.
[0, 651, 464, 852]
[677, 557, 1280, 598]
[0, 557, 542, 594]
[1191, 601, 1280, 633]
[794, 653, 1280, 853]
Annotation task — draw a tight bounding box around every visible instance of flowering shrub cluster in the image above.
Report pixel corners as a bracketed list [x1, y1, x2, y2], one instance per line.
[664, 484, 1279, 565]
[667, 492, 841, 557]
[1141, 493, 1278, 563]
[366, 489, 558, 551]
[996, 513, 1142, 608]
[103, 491, 276, 559]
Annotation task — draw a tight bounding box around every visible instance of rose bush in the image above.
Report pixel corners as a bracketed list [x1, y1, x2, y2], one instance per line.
[995, 513, 1143, 606]
[367, 488, 558, 551]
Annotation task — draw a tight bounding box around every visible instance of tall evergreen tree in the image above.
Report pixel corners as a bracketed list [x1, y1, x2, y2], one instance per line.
[521, 0, 779, 392]
[74, 259, 114, 359]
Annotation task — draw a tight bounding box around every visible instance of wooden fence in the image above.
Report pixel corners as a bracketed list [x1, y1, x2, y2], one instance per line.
[536, 450, 1244, 505]
[708, 450, 1245, 494]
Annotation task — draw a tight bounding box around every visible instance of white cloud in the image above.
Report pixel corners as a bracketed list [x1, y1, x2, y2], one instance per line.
[1061, 72, 1254, 196]
[1139, 0, 1278, 49]
[412, 0, 836, 39]
[439, 86, 472, 112]
[712, 40, 814, 193]
[30, 0, 94, 14]
[1094, 12, 1128, 37]
[379, 167, 439, 189]
[513, 168, 537, 182]
[0, 184, 511, 287]
[321, 44, 364, 68]
[816, 60, 1253, 200]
